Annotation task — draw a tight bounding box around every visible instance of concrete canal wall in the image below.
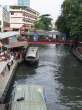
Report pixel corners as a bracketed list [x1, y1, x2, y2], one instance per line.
[0, 60, 18, 103]
[72, 48, 82, 62]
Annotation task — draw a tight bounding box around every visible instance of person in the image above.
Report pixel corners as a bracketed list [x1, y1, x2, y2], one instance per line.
[33, 30, 39, 41]
[7, 63, 10, 70]
[11, 55, 14, 65]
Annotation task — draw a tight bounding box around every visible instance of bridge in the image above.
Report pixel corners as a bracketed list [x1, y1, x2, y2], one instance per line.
[26, 39, 80, 45]
[0, 31, 80, 48]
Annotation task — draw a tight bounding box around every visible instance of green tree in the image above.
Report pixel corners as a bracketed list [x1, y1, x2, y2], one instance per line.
[56, 0, 82, 40]
[34, 14, 52, 31]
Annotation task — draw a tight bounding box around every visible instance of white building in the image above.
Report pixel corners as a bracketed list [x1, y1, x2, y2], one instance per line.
[0, 6, 10, 32]
[9, 6, 39, 31]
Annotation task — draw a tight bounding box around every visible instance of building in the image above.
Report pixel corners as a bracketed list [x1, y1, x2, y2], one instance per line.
[18, 0, 30, 7]
[9, 6, 39, 31]
[0, 6, 10, 32]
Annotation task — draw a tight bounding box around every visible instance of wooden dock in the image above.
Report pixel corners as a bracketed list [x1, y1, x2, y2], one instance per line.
[0, 60, 18, 103]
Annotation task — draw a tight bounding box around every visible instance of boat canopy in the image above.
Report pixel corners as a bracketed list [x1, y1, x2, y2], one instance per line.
[11, 85, 47, 110]
[26, 47, 38, 58]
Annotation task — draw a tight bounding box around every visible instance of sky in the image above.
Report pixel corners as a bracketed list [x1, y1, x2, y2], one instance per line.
[0, 0, 64, 21]
[30, 0, 64, 21]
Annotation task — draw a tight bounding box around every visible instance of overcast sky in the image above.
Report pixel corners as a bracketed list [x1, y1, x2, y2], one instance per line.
[1, 0, 64, 21]
[31, 0, 64, 21]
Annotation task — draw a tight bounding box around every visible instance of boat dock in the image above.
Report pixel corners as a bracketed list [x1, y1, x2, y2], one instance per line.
[0, 31, 29, 104]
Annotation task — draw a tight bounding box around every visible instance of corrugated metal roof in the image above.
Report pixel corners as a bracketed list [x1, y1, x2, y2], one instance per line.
[0, 32, 19, 39]
[11, 85, 47, 110]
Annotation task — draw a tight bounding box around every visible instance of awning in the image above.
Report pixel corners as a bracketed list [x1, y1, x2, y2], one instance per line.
[9, 41, 28, 48]
[0, 32, 19, 39]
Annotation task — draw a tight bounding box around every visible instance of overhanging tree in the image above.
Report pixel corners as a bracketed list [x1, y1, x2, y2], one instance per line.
[55, 0, 82, 40]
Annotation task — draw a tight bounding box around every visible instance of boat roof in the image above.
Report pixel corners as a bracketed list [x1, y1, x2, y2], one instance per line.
[11, 85, 47, 110]
[0, 61, 8, 74]
[26, 47, 38, 58]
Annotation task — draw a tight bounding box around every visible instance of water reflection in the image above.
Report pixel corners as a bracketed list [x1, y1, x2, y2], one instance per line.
[55, 47, 82, 110]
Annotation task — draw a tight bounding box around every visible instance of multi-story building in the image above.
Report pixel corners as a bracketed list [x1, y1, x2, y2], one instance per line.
[0, 5, 10, 32]
[9, 6, 39, 31]
[18, 0, 30, 7]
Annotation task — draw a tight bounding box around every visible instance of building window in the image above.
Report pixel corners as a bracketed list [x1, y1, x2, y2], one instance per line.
[11, 12, 14, 15]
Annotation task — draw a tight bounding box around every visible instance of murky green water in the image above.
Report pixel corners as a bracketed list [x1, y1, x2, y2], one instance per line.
[8, 45, 82, 110]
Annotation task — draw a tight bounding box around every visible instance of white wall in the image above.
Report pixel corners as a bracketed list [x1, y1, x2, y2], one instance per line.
[11, 12, 23, 17]
[10, 18, 23, 23]
[10, 23, 23, 28]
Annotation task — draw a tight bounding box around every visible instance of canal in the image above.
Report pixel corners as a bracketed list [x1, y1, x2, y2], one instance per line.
[6, 44, 82, 110]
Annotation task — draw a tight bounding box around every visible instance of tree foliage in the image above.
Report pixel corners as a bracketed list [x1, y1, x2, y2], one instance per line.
[34, 14, 52, 31]
[55, 0, 82, 40]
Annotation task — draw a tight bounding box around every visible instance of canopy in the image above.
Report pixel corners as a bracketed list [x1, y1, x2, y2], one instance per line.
[9, 41, 27, 48]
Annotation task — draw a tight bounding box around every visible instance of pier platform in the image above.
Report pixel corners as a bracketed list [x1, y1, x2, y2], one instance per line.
[0, 60, 18, 103]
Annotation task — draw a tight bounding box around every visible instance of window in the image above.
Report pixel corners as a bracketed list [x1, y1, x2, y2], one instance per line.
[11, 12, 14, 15]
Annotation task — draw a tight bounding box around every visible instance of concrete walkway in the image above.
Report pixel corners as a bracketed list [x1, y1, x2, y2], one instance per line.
[0, 60, 18, 103]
